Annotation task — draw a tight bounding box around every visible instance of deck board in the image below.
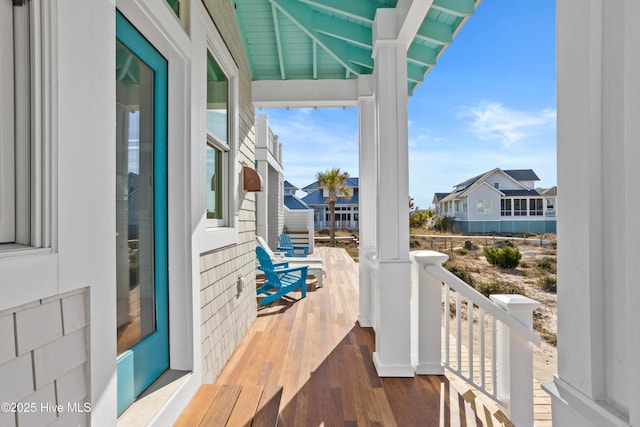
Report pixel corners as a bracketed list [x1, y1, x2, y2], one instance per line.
[203, 247, 484, 426]
[174, 247, 559, 426]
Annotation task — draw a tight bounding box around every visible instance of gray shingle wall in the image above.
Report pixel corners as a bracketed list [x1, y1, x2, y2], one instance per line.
[0, 290, 89, 427]
[199, 0, 258, 384]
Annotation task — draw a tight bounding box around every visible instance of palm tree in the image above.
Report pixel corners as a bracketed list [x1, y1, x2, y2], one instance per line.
[316, 168, 352, 247]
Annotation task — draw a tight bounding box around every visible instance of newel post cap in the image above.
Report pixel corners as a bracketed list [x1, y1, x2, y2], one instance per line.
[490, 294, 541, 312]
[410, 250, 449, 265]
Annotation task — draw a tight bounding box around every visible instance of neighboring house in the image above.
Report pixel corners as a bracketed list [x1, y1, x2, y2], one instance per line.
[283, 181, 315, 252]
[432, 193, 450, 216]
[301, 177, 360, 230]
[434, 168, 557, 233]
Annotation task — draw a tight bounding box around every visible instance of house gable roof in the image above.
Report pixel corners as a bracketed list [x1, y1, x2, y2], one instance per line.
[302, 187, 359, 206]
[432, 192, 450, 203]
[284, 180, 298, 191]
[284, 195, 310, 210]
[302, 177, 359, 192]
[504, 169, 540, 181]
[439, 168, 541, 203]
[538, 186, 557, 196]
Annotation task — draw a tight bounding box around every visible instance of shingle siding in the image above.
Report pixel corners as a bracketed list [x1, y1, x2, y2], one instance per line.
[0, 289, 89, 427]
[199, 0, 258, 384]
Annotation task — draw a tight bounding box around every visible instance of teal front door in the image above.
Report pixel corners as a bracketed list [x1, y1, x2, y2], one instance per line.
[115, 12, 169, 415]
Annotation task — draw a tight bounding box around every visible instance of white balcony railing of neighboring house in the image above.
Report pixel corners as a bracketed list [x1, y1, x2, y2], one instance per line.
[410, 251, 541, 427]
[267, 128, 283, 165]
[314, 220, 359, 230]
[258, 127, 283, 165]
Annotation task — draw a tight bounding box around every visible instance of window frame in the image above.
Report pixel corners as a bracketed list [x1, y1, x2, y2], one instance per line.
[476, 200, 492, 214]
[0, 0, 15, 244]
[530, 198, 544, 216]
[0, 0, 57, 312]
[198, 16, 240, 252]
[514, 198, 527, 216]
[501, 199, 512, 216]
[206, 133, 228, 227]
[1, 0, 52, 254]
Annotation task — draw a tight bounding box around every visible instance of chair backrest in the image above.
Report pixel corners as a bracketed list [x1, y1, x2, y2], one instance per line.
[256, 236, 276, 258]
[256, 246, 281, 285]
[279, 234, 293, 248]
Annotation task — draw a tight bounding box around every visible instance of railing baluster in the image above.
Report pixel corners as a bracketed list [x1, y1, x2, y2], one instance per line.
[479, 308, 485, 389]
[491, 315, 497, 397]
[468, 298, 473, 383]
[444, 285, 450, 367]
[456, 292, 462, 372]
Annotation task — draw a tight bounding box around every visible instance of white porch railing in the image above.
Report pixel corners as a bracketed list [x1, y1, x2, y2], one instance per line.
[411, 250, 541, 427]
[314, 220, 359, 230]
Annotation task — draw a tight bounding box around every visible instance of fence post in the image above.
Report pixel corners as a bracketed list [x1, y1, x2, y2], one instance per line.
[411, 251, 449, 375]
[490, 294, 541, 427]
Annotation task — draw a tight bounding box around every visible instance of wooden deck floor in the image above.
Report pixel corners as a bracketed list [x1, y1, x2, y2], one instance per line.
[206, 247, 483, 426]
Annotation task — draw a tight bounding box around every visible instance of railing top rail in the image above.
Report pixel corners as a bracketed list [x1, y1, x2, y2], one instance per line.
[425, 264, 541, 346]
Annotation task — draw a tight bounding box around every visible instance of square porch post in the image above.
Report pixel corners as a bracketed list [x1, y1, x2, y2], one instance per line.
[255, 114, 270, 245]
[371, 8, 413, 377]
[358, 75, 377, 328]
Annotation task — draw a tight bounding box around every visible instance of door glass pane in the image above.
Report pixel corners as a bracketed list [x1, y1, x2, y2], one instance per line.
[116, 40, 156, 355]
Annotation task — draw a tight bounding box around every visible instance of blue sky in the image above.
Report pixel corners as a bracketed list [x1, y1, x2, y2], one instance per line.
[260, 1, 556, 209]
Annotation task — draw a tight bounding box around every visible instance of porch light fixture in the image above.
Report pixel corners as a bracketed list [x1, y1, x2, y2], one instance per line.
[242, 166, 263, 192]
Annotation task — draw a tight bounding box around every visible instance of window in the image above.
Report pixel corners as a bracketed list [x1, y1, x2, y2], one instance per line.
[476, 200, 492, 214]
[205, 50, 229, 226]
[514, 198, 527, 216]
[1, 2, 49, 250]
[501, 199, 512, 216]
[462, 201, 467, 213]
[546, 199, 554, 209]
[494, 182, 499, 189]
[530, 198, 543, 216]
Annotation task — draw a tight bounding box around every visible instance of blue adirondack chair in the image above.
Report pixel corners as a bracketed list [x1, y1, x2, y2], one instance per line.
[256, 246, 308, 305]
[277, 233, 309, 257]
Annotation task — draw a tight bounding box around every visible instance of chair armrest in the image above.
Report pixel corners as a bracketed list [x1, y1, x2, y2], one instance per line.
[291, 246, 309, 256]
[275, 265, 309, 275]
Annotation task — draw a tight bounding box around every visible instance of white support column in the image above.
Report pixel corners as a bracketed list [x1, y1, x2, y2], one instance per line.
[544, 2, 640, 427]
[491, 295, 541, 427]
[357, 75, 377, 328]
[371, 8, 413, 377]
[624, 3, 640, 426]
[255, 115, 269, 244]
[256, 161, 269, 243]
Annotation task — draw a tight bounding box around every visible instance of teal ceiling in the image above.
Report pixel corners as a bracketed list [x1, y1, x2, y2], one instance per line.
[233, 0, 479, 94]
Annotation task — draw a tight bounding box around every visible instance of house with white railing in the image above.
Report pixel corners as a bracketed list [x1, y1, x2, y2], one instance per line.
[302, 177, 360, 230]
[434, 168, 557, 234]
[1, 0, 637, 426]
[283, 181, 315, 252]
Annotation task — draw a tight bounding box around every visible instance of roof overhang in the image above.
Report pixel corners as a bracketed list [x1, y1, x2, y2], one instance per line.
[232, 0, 481, 104]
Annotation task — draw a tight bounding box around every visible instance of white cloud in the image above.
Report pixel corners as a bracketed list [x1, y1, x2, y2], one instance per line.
[459, 102, 556, 147]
